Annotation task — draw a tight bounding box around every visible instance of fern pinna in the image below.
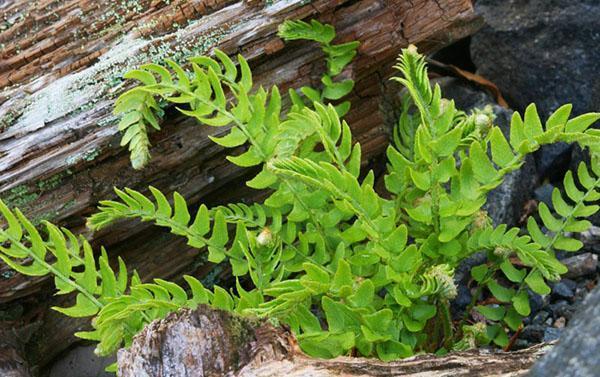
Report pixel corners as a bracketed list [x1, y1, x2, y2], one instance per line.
[1, 20, 600, 372]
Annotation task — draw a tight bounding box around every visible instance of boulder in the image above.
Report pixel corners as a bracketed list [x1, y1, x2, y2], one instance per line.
[470, 0, 600, 182]
[529, 285, 600, 377]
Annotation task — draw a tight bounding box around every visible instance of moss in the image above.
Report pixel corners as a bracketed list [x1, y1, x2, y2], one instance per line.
[1, 185, 39, 208]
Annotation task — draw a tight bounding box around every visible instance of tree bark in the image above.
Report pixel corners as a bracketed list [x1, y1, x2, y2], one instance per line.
[118, 305, 552, 377]
[0, 0, 482, 372]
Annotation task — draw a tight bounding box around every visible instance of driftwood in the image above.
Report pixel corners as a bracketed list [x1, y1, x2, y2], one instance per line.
[0, 0, 482, 373]
[118, 305, 553, 377]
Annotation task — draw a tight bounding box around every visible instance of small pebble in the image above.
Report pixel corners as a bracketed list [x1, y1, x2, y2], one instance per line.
[552, 280, 575, 299]
[521, 325, 545, 343]
[543, 327, 563, 342]
[548, 300, 576, 320]
[532, 310, 550, 325]
[554, 317, 566, 328]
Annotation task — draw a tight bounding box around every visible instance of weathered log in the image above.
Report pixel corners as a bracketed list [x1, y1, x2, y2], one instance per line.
[0, 0, 482, 371]
[118, 305, 552, 377]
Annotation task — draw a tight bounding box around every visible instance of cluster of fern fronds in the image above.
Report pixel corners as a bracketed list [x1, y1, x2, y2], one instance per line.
[1, 19, 599, 373]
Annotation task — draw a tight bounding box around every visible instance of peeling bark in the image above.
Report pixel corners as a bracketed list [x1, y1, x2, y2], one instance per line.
[118, 306, 552, 377]
[0, 0, 481, 371]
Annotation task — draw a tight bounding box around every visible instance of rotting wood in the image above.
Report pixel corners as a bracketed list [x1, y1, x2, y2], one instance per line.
[0, 0, 481, 371]
[118, 305, 553, 377]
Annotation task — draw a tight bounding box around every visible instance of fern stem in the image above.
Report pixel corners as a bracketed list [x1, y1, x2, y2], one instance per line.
[440, 300, 454, 350]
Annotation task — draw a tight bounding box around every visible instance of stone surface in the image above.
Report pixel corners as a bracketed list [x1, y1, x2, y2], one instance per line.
[471, 0, 600, 185]
[471, 0, 600, 117]
[561, 253, 598, 279]
[47, 345, 113, 377]
[551, 280, 576, 300]
[529, 285, 600, 377]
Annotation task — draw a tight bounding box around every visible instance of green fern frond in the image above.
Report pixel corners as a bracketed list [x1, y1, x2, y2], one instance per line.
[279, 19, 359, 114]
[114, 88, 163, 169]
[87, 186, 232, 263]
[527, 161, 600, 254]
[114, 50, 279, 170]
[277, 19, 336, 45]
[80, 275, 239, 356]
[277, 103, 360, 174]
[0, 200, 132, 317]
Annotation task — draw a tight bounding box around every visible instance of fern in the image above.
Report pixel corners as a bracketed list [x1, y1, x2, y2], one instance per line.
[278, 19, 359, 116]
[1, 20, 600, 373]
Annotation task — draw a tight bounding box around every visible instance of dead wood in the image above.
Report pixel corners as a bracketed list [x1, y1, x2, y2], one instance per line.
[118, 305, 552, 377]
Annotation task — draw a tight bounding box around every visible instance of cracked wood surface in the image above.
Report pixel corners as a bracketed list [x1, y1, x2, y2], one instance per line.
[0, 0, 480, 372]
[118, 305, 552, 377]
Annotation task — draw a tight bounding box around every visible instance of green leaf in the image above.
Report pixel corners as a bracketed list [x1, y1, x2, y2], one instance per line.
[322, 76, 354, 100]
[331, 259, 354, 296]
[503, 307, 523, 331]
[511, 290, 531, 316]
[471, 264, 489, 283]
[322, 296, 361, 333]
[376, 340, 412, 361]
[524, 270, 551, 295]
[489, 127, 514, 167]
[52, 295, 99, 318]
[476, 305, 505, 321]
[209, 127, 248, 147]
[348, 279, 375, 307]
[500, 260, 526, 283]
[487, 280, 514, 302]
[565, 113, 600, 133]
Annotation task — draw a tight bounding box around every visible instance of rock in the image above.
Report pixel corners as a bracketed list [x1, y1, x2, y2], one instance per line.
[535, 143, 573, 183]
[48, 345, 114, 377]
[531, 310, 550, 325]
[548, 300, 577, 321]
[551, 280, 576, 300]
[533, 183, 554, 209]
[542, 328, 562, 342]
[530, 285, 600, 377]
[521, 324, 545, 343]
[471, 0, 600, 117]
[434, 77, 494, 110]
[562, 253, 598, 279]
[527, 290, 546, 315]
[471, 0, 600, 187]
[553, 317, 566, 329]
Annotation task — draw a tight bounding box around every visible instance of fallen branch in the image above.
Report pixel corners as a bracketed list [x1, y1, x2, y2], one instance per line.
[118, 306, 553, 377]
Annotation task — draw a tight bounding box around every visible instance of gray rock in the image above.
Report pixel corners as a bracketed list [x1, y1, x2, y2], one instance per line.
[535, 143, 572, 183]
[551, 280, 576, 300]
[531, 310, 550, 325]
[542, 328, 562, 342]
[471, 0, 600, 117]
[434, 77, 494, 110]
[48, 345, 114, 377]
[521, 324, 545, 343]
[548, 300, 577, 321]
[533, 183, 554, 209]
[529, 285, 600, 377]
[471, 0, 600, 188]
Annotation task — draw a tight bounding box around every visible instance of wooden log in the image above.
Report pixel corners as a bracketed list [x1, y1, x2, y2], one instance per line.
[0, 0, 482, 371]
[118, 305, 553, 377]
